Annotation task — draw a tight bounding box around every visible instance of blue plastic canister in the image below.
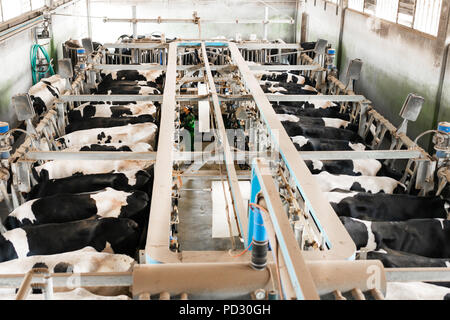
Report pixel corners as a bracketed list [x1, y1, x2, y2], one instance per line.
[327, 48, 336, 69]
[0, 122, 10, 159]
[437, 122, 450, 158]
[77, 48, 87, 70]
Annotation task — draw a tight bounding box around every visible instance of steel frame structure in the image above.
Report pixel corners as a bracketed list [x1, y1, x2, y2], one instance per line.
[1, 37, 448, 300]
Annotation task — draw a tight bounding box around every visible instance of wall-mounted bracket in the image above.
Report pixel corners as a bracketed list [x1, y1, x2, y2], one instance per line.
[345, 59, 363, 91]
[397, 93, 425, 135]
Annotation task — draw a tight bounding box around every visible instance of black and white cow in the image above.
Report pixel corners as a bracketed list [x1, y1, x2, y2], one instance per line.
[95, 82, 161, 95]
[261, 81, 318, 95]
[254, 71, 315, 87]
[0, 245, 135, 298]
[291, 135, 366, 152]
[0, 246, 134, 274]
[278, 114, 358, 131]
[327, 192, 449, 221]
[66, 114, 155, 134]
[340, 217, 450, 258]
[315, 171, 406, 194]
[64, 142, 152, 152]
[41, 75, 67, 96]
[365, 248, 450, 268]
[273, 104, 350, 120]
[68, 102, 157, 122]
[0, 218, 140, 262]
[26, 169, 153, 200]
[4, 188, 149, 229]
[386, 282, 450, 300]
[283, 122, 364, 143]
[28, 75, 67, 115]
[305, 159, 403, 180]
[34, 159, 154, 180]
[100, 66, 164, 84]
[56, 123, 158, 148]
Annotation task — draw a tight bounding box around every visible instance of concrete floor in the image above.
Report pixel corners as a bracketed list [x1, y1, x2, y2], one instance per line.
[177, 178, 244, 252]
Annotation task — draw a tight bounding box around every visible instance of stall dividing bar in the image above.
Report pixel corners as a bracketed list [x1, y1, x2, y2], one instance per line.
[24, 149, 426, 161]
[228, 41, 356, 261]
[58, 94, 366, 103]
[200, 41, 248, 240]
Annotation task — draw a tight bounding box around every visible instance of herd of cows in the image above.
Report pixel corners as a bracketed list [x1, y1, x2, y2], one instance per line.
[256, 69, 450, 299]
[0, 42, 448, 299]
[0, 65, 165, 299]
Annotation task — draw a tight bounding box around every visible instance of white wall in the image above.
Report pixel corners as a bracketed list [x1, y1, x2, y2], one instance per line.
[0, 0, 89, 128]
[303, 0, 450, 149]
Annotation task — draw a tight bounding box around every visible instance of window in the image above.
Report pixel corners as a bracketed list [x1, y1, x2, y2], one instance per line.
[0, 0, 46, 23]
[397, 0, 416, 28]
[1, 0, 31, 21]
[375, 0, 398, 22]
[414, 0, 442, 36]
[364, 0, 377, 15]
[31, 0, 46, 11]
[349, 0, 364, 12]
[348, 0, 443, 36]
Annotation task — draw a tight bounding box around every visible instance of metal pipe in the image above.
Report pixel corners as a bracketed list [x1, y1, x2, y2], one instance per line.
[43, 274, 54, 300]
[201, 42, 248, 240]
[138, 293, 150, 300]
[336, 3, 349, 74]
[263, 7, 269, 41]
[15, 270, 34, 300]
[159, 292, 170, 300]
[86, 0, 92, 39]
[385, 267, 450, 282]
[431, 1, 450, 148]
[433, 42, 450, 143]
[103, 17, 293, 25]
[132, 6, 137, 39]
[180, 293, 188, 300]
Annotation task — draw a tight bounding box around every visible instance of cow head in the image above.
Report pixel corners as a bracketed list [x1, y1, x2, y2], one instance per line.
[120, 191, 149, 219]
[99, 218, 140, 257]
[339, 216, 379, 252]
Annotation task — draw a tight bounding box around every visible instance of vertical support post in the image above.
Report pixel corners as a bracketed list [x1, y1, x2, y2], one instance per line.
[295, 0, 305, 43]
[132, 5, 138, 39]
[56, 101, 66, 136]
[263, 7, 269, 41]
[0, 180, 13, 213]
[43, 274, 54, 300]
[86, 0, 92, 39]
[201, 42, 248, 240]
[357, 101, 371, 138]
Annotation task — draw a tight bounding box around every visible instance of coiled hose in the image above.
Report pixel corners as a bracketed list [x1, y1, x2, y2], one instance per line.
[30, 44, 55, 85]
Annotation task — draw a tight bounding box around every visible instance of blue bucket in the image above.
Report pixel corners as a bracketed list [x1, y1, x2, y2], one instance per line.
[0, 122, 9, 159]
